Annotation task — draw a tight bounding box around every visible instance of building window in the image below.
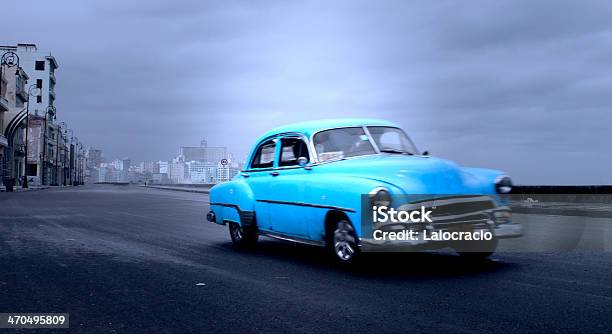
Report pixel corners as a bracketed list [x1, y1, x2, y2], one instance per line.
[36, 96, 42, 103]
[35, 61, 45, 71]
[36, 79, 43, 89]
[27, 164, 37, 176]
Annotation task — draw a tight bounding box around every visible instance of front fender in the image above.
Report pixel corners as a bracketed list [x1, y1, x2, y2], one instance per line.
[461, 167, 506, 194]
[302, 174, 402, 239]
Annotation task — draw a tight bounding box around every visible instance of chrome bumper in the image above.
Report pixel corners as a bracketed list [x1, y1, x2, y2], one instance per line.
[494, 222, 523, 238]
[206, 210, 216, 223]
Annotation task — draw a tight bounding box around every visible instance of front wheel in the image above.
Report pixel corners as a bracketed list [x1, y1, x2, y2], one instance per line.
[228, 222, 258, 248]
[328, 220, 360, 264]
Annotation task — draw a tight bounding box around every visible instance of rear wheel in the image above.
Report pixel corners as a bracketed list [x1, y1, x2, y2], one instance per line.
[228, 222, 258, 248]
[329, 219, 360, 264]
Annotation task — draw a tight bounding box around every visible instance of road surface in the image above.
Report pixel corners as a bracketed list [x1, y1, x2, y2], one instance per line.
[1, 185, 611, 333]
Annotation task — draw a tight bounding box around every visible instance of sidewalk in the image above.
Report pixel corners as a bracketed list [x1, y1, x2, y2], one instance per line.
[0, 185, 50, 192]
[139, 185, 210, 194]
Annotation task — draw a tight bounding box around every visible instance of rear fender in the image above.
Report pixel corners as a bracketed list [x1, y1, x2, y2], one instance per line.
[209, 179, 256, 227]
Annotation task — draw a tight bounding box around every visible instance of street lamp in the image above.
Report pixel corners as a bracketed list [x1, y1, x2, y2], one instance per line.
[66, 132, 75, 186]
[22, 84, 40, 188]
[79, 142, 85, 185]
[0, 51, 19, 98]
[62, 125, 73, 186]
[41, 105, 56, 185]
[73, 136, 79, 186]
[75, 140, 84, 185]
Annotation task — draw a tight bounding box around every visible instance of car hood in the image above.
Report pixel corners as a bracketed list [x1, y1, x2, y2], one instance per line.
[314, 154, 499, 194]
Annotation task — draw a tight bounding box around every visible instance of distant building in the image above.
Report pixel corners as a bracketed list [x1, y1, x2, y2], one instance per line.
[121, 157, 131, 171]
[187, 161, 217, 184]
[180, 138, 228, 164]
[140, 161, 156, 173]
[169, 161, 187, 184]
[97, 167, 107, 182]
[158, 161, 169, 174]
[86, 148, 103, 169]
[109, 158, 131, 172]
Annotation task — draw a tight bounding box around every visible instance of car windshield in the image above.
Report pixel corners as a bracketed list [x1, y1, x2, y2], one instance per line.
[367, 126, 418, 155]
[313, 127, 376, 162]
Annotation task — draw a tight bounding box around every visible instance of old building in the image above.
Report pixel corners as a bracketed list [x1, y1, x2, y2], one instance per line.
[180, 138, 228, 164]
[0, 43, 60, 186]
[187, 161, 218, 184]
[0, 48, 29, 189]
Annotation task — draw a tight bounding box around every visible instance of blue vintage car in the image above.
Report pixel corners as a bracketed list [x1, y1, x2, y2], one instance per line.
[207, 119, 522, 262]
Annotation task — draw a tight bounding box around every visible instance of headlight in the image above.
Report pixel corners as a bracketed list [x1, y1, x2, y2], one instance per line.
[369, 187, 392, 207]
[495, 176, 513, 194]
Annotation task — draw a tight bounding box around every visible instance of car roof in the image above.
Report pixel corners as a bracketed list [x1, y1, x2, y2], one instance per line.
[257, 118, 399, 141]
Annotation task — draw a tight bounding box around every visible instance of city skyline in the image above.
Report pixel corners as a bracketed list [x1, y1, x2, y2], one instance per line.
[95, 138, 242, 166]
[90, 138, 240, 184]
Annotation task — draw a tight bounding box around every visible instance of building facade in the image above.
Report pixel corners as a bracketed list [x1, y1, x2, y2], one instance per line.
[86, 148, 103, 169]
[187, 161, 218, 184]
[9, 44, 60, 185]
[1, 43, 86, 190]
[180, 138, 228, 164]
[0, 47, 29, 188]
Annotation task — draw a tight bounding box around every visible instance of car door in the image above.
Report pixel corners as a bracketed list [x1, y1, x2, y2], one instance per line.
[265, 135, 313, 238]
[244, 137, 278, 232]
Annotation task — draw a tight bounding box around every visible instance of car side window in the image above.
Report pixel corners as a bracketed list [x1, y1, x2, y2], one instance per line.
[279, 138, 309, 167]
[251, 139, 277, 169]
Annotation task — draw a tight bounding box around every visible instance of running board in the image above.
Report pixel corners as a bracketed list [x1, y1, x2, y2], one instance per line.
[261, 232, 326, 247]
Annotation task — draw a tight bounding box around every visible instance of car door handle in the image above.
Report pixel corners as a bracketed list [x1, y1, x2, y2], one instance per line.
[270, 171, 280, 177]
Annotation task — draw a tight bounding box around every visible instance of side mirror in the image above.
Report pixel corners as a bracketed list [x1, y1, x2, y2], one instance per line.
[422, 150, 429, 156]
[297, 157, 309, 167]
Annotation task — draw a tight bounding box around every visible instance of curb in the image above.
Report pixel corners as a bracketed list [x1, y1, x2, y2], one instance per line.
[140, 185, 210, 194]
[1, 186, 50, 192]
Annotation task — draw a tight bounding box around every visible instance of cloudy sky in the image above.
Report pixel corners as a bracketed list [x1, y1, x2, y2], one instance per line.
[4, 0, 611, 184]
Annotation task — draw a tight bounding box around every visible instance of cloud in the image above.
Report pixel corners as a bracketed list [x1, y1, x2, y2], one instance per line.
[3, 0, 611, 184]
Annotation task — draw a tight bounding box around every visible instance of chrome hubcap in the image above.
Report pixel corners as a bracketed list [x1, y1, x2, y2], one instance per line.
[231, 224, 242, 241]
[333, 221, 356, 261]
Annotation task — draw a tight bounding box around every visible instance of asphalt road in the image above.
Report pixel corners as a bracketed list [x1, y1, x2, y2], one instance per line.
[1, 185, 611, 333]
